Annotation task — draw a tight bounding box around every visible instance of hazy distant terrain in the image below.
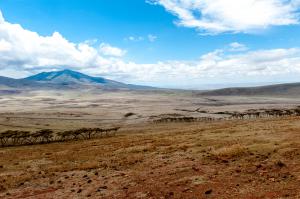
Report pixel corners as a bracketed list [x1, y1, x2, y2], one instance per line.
[2, 69, 300, 131]
[0, 70, 154, 92]
[3, 69, 300, 97]
[201, 82, 300, 96]
[1, 88, 300, 132]
[1, 70, 300, 198]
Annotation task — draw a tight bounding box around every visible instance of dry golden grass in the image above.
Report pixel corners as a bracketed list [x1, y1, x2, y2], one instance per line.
[211, 144, 248, 159]
[0, 117, 300, 198]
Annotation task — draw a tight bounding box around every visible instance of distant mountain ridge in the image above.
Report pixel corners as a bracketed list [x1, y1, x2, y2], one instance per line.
[0, 69, 153, 90]
[24, 69, 128, 88]
[1, 69, 300, 95]
[200, 82, 300, 96]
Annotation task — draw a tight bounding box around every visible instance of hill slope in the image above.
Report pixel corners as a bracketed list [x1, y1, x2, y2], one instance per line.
[24, 69, 128, 88]
[201, 82, 300, 96]
[0, 76, 57, 90]
[2, 70, 300, 94]
[0, 69, 153, 91]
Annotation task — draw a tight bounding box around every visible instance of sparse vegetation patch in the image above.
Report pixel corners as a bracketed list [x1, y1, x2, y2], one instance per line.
[0, 127, 120, 147]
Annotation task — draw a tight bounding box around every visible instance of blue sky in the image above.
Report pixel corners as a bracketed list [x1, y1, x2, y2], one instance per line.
[1, 0, 300, 89]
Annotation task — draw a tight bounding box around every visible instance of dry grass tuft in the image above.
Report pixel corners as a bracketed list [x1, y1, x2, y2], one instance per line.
[211, 144, 248, 159]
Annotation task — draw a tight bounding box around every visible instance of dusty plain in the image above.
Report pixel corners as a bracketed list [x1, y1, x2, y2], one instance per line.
[0, 90, 300, 198]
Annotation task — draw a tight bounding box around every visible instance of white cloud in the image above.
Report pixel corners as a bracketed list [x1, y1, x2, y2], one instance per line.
[0, 10, 125, 72]
[229, 42, 248, 52]
[126, 36, 144, 42]
[99, 43, 126, 57]
[125, 35, 158, 42]
[148, 0, 300, 34]
[0, 39, 11, 51]
[1, 10, 300, 88]
[82, 47, 300, 88]
[148, 34, 157, 42]
[0, 11, 4, 23]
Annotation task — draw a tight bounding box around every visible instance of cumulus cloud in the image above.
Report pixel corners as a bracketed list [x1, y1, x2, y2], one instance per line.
[0, 11, 4, 23]
[0, 39, 12, 51]
[229, 42, 248, 52]
[1, 10, 300, 88]
[86, 47, 300, 88]
[0, 15, 97, 70]
[99, 43, 126, 57]
[148, 0, 300, 34]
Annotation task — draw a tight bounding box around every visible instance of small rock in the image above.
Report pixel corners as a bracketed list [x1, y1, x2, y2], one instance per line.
[256, 164, 262, 169]
[183, 188, 190, 192]
[275, 160, 286, 168]
[0, 185, 6, 192]
[192, 167, 199, 171]
[205, 189, 213, 195]
[99, 186, 107, 189]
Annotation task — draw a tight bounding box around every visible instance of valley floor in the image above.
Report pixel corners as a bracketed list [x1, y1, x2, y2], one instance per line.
[0, 117, 300, 199]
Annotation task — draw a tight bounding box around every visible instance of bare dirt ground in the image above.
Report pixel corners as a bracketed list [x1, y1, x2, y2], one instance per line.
[0, 90, 300, 198]
[0, 118, 300, 199]
[1, 90, 300, 131]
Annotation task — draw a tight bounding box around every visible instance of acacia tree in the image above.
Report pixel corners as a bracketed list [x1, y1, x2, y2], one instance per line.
[17, 131, 31, 145]
[57, 131, 73, 141]
[37, 129, 54, 143]
[0, 130, 17, 146]
[80, 128, 94, 139]
[94, 128, 104, 137]
[71, 129, 85, 140]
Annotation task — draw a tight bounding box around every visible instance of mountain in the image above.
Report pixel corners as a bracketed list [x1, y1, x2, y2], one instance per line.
[200, 82, 300, 96]
[2, 69, 300, 95]
[0, 69, 153, 91]
[0, 76, 52, 89]
[24, 69, 130, 88]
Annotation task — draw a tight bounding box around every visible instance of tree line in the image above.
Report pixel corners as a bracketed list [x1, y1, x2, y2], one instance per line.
[0, 127, 120, 147]
[152, 108, 300, 123]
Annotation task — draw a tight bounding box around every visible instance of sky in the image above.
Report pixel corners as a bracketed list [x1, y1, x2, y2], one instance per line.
[1, 0, 300, 89]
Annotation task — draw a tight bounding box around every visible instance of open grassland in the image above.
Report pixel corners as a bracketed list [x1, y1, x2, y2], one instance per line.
[0, 117, 299, 199]
[2, 90, 300, 131]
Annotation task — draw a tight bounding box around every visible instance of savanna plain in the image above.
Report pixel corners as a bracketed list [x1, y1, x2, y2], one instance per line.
[0, 90, 300, 199]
